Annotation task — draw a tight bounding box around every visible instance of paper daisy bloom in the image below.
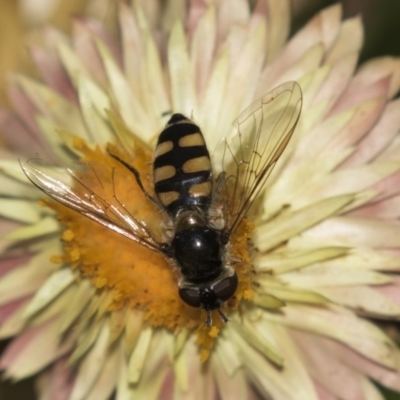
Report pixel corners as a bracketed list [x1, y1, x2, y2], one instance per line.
[1, 1, 400, 399]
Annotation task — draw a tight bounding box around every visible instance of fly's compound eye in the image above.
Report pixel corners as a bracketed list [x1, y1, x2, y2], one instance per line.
[179, 287, 201, 308]
[213, 273, 238, 302]
[179, 273, 239, 309]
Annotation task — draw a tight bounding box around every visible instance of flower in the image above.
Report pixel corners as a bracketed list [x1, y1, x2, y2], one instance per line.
[1, 1, 400, 399]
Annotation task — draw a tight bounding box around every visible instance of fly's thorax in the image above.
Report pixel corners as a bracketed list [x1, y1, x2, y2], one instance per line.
[153, 114, 213, 215]
[171, 209, 223, 283]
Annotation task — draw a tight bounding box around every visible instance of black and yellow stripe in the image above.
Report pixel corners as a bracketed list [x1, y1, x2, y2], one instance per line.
[153, 114, 212, 214]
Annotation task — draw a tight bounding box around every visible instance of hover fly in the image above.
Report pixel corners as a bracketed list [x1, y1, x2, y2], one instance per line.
[21, 81, 302, 326]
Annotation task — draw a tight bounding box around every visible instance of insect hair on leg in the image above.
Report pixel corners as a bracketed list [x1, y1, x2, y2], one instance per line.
[86, 161, 104, 190]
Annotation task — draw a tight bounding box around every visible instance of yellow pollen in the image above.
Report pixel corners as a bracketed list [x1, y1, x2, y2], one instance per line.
[62, 229, 74, 241]
[69, 248, 80, 262]
[48, 136, 255, 357]
[95, 276, 107, 288]
[50, 255, 63, 264]
[72, 137, 86, 149]
[113, 290, 123, 302]
[200, 349, 210, 363]
[243, 289, 255, 300]
[208, 326, 219, 338]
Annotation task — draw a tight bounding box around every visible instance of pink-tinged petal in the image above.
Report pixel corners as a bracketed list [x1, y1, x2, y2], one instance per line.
[69, 324, 110, 400]
[264, 0, 291, 61]
[0, 245, 59, 307]
[216, 0, 249, 47]
[118, 2, 146, 91]
[36, 357, 74, 400]
[76, 17, 121, 66]
[137, 0, 162, 30]
[40, 26, 70, 50]
[357, 57, 400, 99]
[85, 346, 119, 400]
[316, 286, 400, 318]
[327, 336, 400, 392]
[0, 319, 73, 380]
[325, 17, 363, 64]
[329, 75, 390, 118]
[319, 4, 343, 50]
[229, 322, 319, 400]
[301, 217, 400, 248]
[0, 254, 32, 278]
[376, 277, 400, 309]
[0, 217, 21, 237]
[187, 0, 208, 39]
[171, 339, 218, 400]
[348, 194, 400, 219]
[369, 169, 400, 201]
[326, 95, 385, 153]
[313, 381, 338, 400]
[375, 133, 400, 163]
[7, 85, 40, 135]
[0, 296, 30, 323]
[295, 163, 400, 208]
[267, 305, 396, 369]
[29, 46, 77, 102]
[260, 43, 325, 95]
[313, 53, 358, 109]
[159, 369, 174, 400]
[260, 4, 341, 89]
[0, 109, 57, 163]
[360, 377, 386, 400]
[161, 0, 185, 32]
[343, 98, 400, 166]
[212, 354, 249, 400]
[290, 330, 365, 400]
[72, 18, 108, 85]
[249, 0, 268, 35]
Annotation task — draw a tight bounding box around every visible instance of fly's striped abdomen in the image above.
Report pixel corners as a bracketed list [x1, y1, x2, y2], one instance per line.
[154, 114, 212, 215]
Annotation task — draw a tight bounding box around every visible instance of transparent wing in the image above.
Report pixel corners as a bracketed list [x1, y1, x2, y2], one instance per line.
[20, 159, 165, 253]
[214, 81, 302, 235]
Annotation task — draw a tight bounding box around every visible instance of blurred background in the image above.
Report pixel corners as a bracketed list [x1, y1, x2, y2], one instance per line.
[0, 0, 399, 398]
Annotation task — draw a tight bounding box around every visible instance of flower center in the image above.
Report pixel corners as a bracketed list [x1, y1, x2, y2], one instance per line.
[49, 136, 254, 358]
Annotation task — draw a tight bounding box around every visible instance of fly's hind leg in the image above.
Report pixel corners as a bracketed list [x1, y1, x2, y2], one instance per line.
[107, 149, 162, 208]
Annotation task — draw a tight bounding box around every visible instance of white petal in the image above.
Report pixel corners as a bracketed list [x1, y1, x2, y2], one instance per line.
[265, 305, 397, 369]
[281, 264, 392, 287]
[23, 268, 75, 319]
[70, 323, 110, 400]
[0, 241, 61, 306]
[317, 286, 400, 317]
[1, 319, 73, 380]
[96, 39, 155, 138]
[0, 199, 41, 224]
[59, 279, 95, 333]
[168, 21, 197, 116]
[298, 216, 400, 248]
[77, 75, 113, 144]
[254, 246, 348, 274]
[5, 217, 59, 240]
[85, 344, 120, 400]
[128, 325, 153, 383]
[255, 194, 354, 252]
